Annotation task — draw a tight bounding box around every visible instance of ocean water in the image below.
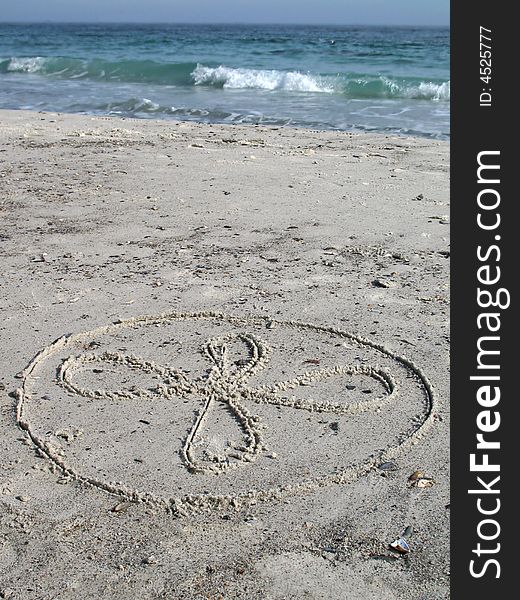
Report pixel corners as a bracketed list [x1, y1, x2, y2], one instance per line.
[0, 24, 450, 139]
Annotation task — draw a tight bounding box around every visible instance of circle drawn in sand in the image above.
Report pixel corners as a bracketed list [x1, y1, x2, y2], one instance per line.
[16, 312, 435, 516]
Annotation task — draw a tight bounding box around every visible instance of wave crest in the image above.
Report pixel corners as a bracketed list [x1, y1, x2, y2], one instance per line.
[192, 64, 334, 93]
[0, 56, 196, 85]
[344, 76, 450, 101]
[412, 80, 450, 101]
[1, 56, 449, 101]
[4, 56, 47, 73]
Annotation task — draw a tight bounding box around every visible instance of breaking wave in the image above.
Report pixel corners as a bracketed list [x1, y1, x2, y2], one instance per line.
[191, 64, 334, 93]
[1, 56, 450, 101]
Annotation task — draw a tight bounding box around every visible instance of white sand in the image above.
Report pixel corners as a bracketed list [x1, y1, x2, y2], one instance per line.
[0, 109, 449, 599]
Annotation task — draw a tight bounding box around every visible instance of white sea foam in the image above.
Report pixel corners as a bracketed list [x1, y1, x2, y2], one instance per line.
[192, 64, 334, 93]
[134, 98, 160, 111]
[414, 81, 450, 101]
[7, 56, 47, 73]
[383, 78, 450, 101]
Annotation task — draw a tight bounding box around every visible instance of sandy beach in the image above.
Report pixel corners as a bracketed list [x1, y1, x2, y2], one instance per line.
[0, 109, 449, 599]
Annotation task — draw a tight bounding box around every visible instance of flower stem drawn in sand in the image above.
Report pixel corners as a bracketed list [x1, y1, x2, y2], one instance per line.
[15, 312, 436, 515]
[58, 332, 397, 475]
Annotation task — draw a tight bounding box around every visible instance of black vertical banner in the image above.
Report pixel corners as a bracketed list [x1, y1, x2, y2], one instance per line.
[451, 1, 514, 596]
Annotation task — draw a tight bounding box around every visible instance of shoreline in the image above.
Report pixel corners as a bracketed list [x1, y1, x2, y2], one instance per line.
[0, 108, 449, 599]
[0, 107, 451, 142]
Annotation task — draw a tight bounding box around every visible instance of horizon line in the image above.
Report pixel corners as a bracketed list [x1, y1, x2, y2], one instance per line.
[0, 20, 449, 28]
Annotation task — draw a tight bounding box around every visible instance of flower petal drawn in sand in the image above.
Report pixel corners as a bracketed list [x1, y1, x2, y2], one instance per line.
[58, 332, 397, 475]
[16, 312, 436, 514]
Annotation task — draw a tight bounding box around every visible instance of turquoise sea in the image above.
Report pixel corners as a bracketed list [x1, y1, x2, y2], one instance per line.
[0, 24, 449, 139]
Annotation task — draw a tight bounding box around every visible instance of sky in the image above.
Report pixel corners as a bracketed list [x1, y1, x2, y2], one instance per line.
[1, 0, 449, 26]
